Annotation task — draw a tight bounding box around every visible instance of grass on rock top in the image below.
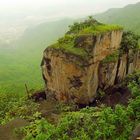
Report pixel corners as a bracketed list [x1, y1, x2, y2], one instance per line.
[48, 18, 123, 57]
[49, 35, 88, 58]
[79, 24, 122, 35]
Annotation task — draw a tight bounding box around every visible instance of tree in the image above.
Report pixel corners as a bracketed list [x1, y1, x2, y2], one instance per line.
[121, 31, 140, 52]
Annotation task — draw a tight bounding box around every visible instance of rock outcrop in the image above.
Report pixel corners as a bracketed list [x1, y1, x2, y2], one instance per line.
[41, 19, 140, 104]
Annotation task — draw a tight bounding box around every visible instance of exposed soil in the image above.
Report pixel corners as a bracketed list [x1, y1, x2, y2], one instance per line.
[38, 98, 61, 124]
[0, 118, 29, 140]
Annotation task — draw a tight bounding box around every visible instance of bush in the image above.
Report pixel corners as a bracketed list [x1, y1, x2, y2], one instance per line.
[21, 104, 136, 140]
[16, 75, 140, 140]
[124, 71, 140, 86]
[121, 31, 140, 53]
[0, 93, 20, 124]
[2, 71, 140, 139]
[0, 94, 39, 124]
[101, 51, 119, 64]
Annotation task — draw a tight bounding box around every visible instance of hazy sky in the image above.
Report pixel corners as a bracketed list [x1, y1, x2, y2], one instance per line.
[0, 0, 140, 15]
[0, 0, 140, 8]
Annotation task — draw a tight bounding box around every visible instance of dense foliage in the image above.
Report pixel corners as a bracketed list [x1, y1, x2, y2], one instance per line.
[19, 105, 134, 140]
[0, 93, 20, 124]
[0, 93, 39, 125]
[1, 71, 139, 140]
[17, 87, 140, 140]
[121, 31, 140, 52]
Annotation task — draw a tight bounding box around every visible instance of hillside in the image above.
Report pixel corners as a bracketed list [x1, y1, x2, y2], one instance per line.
[95, 2, 140, 34]
[0, 19, 74, 94]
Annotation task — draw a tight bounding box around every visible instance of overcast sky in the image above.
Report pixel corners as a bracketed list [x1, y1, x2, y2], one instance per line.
[0, 0, 140, 16]
[0, 0, 140, 8]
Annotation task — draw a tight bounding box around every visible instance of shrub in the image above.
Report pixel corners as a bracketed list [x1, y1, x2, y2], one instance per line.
[21, 105, 135, 140]
[16, 75, 140, 140]
[0, 95, 39, 124]
[0, 93, 20, 124]
[101, 51, 119, 64]
[121, 31, 140, 53]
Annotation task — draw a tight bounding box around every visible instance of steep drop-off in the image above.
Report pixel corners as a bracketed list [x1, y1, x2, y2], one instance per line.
[41, 19, 140, 104]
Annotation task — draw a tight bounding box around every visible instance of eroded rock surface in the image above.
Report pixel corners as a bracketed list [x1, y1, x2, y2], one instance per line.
[41, 20, 140, 104]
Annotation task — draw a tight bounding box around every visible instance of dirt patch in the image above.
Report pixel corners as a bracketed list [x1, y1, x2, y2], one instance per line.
[0, 118, 29, 140]
[38, 98, 60, 124]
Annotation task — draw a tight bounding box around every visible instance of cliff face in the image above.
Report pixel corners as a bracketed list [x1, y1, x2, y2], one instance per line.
[41, 19, 140, 104]
[99, 50, 140, 89]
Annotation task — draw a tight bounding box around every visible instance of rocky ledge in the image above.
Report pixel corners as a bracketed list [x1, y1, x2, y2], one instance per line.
[41, 18, 140, 104]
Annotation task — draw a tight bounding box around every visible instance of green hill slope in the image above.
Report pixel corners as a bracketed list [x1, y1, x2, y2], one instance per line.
[95, 2, 140, 34]
[0, 19, 74, 94]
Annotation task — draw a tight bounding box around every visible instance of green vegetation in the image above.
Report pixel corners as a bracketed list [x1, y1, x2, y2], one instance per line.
[121, 31, 140, 52]
[123, 71, 140, 85]
[49, 17, 122, 58]
[101, 51, 119, 64]
[49, 35, 87, 57]
[0, 19, 73, 94]
[78, 24, 122, 35]
[0, 71, 140, 139]
[68, 17, 122, 35]
[0, 93, 20, 124]
[20, 105, 135, 140]
[0, 93, 39, 125]
[101, 31, 140, 64]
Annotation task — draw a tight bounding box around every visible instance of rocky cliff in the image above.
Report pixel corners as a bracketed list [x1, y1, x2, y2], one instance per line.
[41, 19, 140, 104]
